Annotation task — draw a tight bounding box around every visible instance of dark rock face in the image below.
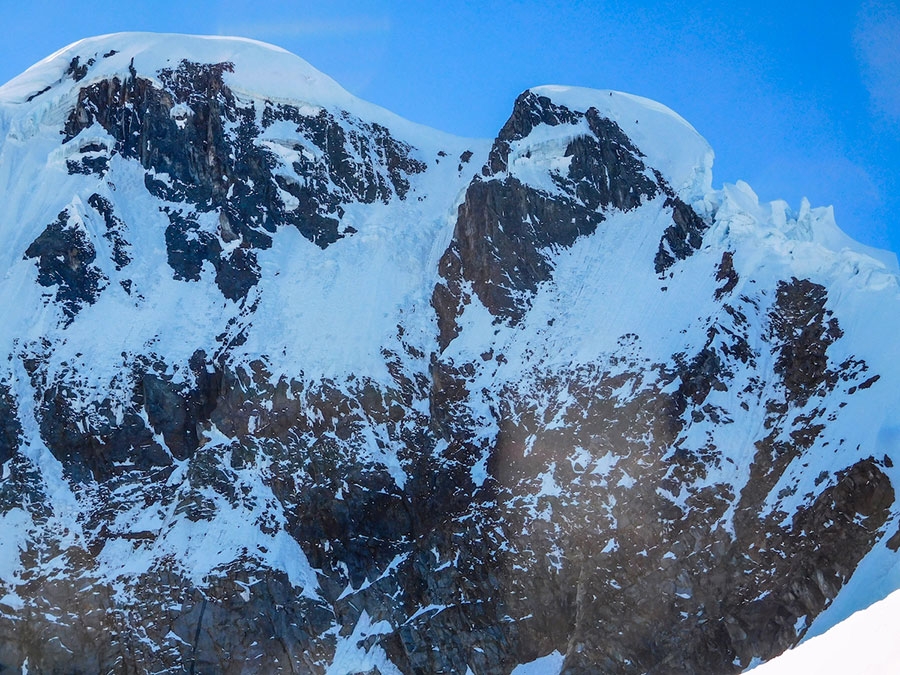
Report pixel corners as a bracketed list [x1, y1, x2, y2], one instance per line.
[65, 55, 93, 82]
[438, 176, 605, 331]
[0, 54, 895, 675]
[652, 170, 709, 275]
[715, 250, 739, 299]
[485, 91, 582, 175]
[66, 148, 110, 176]
[0, 383, 20, 466]
[433, 91, 706, 348]
[3, 285, 893, 674]
[558, 108, 659, 212]
[142, 350, 223, 462]
[0, 565, 336, 675]
[420, 287, 890, 674]
[88, 193, 131, 271]
[655, 194, 708, 274]
[62, 59, 426, 300]
[24, 208, 107, 322]
[32, 375, 169, 484]
[770, 277, 845, 406]
[263, 104, 427, 205]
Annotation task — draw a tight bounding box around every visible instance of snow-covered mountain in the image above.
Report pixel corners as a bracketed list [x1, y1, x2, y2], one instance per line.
[0, 32, 898, 674]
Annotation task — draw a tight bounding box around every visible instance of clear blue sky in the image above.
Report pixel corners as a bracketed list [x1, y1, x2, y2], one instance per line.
[2, 0, 898, 256]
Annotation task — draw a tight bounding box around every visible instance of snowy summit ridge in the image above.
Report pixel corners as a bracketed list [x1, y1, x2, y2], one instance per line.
[0, 32, 899, 675]
[6, 33, 356, 114]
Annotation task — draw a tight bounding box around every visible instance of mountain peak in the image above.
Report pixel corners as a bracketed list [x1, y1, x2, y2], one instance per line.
[528, 85, 714, 198]
[1, 32, 362, 116]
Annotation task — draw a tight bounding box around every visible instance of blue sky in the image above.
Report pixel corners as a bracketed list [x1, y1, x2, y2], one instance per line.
[2, 0, 898, 256]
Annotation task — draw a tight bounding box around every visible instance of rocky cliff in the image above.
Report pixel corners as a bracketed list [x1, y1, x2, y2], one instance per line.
[0, 33, 898, 674]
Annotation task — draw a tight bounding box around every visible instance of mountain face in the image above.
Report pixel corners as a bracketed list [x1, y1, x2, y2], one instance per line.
[0, 33, 898, 675]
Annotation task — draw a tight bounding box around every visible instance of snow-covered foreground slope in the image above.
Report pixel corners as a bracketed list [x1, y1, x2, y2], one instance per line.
[750, 589, 900, 674]
[0, 32, 899, 674]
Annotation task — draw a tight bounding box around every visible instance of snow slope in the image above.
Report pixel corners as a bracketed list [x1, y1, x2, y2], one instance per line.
[750, 590, 900, 674]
